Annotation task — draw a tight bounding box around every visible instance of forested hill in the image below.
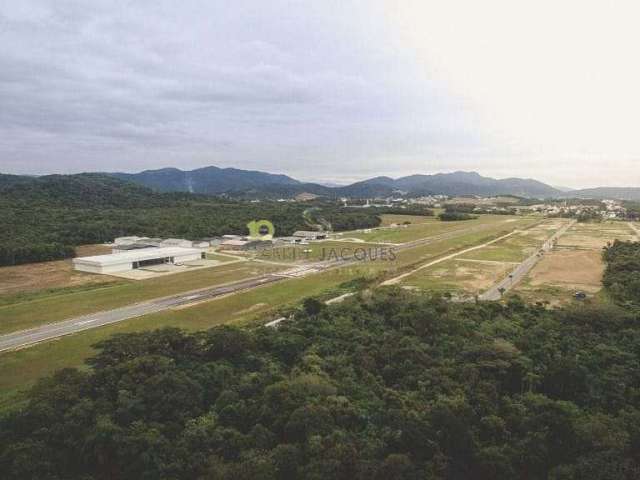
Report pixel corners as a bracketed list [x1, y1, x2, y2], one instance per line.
[110, 166, 309, 196]
[103, 166, 563, 199]
[0, 173, 188, 208]
[1, 173, 408, 266]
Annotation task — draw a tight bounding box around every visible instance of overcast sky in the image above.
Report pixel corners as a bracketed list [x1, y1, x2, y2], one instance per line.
[1, 0, 640, 188]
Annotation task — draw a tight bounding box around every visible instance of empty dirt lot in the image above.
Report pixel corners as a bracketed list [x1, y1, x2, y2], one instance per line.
[514, 221, 633, 304]
[0, 244, 118, 296]
[524, 249, 604, 292]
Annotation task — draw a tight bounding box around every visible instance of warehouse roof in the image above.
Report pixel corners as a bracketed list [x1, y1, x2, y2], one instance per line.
[73, 247, 203, 267]
[293, 231, 327, 237]
[221, 239, 249, 246]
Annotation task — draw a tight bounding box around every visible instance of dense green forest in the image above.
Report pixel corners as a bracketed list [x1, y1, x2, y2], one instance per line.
[0, 174, 429, 266]
[603, 240, 640, 304]
[438, 211, 477, 221]
[3, 245, 640, 478]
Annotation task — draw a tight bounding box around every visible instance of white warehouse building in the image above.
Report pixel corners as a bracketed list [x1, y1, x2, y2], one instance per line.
[73, 247, 206, 274]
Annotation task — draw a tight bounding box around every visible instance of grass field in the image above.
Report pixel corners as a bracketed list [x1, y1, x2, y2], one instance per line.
[459, 219, 570, 263]
[557, 222, 636, 249]
[0, 260, 286, 334]
[399, 258, 513, 295]
[369, 217, 540, 286]
[205, 252, 238, 262]
[398, 218, 567, 295]
[337, 215, 522, 244]
[378, 214, 435, 226]
[513, 220, 633, 305]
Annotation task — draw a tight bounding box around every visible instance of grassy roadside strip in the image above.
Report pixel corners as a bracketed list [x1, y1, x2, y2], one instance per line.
[0, 261, 287, 335]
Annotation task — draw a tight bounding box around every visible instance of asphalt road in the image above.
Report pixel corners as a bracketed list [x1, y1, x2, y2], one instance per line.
[0, 218, 534, 352]
[0, 275, 284, 352]
[479, 220, 576, 301]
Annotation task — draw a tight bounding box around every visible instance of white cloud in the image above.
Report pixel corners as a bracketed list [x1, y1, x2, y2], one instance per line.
[385, 0, 640, 186]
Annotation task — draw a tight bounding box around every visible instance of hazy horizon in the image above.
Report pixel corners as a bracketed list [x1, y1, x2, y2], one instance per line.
[2, 1, 640, 189]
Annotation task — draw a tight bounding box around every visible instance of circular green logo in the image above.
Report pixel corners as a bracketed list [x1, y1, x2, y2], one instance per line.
[247, 219, 275, 240]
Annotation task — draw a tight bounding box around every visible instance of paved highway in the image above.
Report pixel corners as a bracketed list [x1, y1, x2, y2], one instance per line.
[479, 220, 576, 301]
[0, 218, 535, 352]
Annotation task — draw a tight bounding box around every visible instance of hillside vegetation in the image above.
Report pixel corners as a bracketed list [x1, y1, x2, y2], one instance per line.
[603, 240, 640, 304]
[0, 174, 429, 266]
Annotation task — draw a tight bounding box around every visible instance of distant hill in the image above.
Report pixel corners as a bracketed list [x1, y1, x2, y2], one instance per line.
[0, 173, 172, 208]
[107, 167, 562, 198]
[329, 171, 560, 198]
[563, 187, 640, 201]
[110, 166, 307, 195]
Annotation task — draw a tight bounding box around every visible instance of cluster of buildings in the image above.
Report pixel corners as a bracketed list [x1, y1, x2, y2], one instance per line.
[408, 195, 447, 207]
[73, 236, 212, 275]
[111, 236, 210, 252]
[217, 231, 328, 251]
[524, 200, 628, 219]
[73, 230, 331, 275]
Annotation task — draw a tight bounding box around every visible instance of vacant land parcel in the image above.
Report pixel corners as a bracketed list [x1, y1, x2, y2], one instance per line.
[397, 218, 568, 296]
[0, 244, 120, 298]
[514, 221, 636, 304]
[399, 258, 515, 295]
[340, 215, 529, 244]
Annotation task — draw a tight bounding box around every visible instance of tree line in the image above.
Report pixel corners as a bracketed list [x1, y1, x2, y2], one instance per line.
[603, 239, 640, 305]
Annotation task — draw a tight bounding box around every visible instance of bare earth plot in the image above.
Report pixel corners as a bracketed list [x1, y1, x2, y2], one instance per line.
[514, 221, 635, 305]
[0, 244, 118, 297]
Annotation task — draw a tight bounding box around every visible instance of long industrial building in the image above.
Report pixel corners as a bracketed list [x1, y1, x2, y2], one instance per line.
[73, 247, 206, 274]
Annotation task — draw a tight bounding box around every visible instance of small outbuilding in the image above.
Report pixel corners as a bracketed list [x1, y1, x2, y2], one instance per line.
[292, 231, 327, 241]
[219, 239, 251, 250]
